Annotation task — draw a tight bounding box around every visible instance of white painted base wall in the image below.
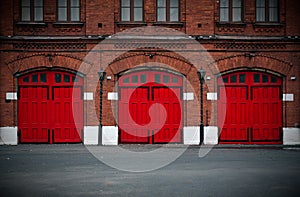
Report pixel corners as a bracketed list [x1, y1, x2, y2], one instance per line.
[102, 126, 118, 145]
[0, 127, 18, 145]
[183, 126, 219, 145]
[85, 126, 218, 145]
[4, 126, 298, 146]
[84, 126, 118, 145]
[283, 128, 300, 145]
[83, 126, 99, 145]
[204, 126, 218, 145]
[183, 127, 200, 145]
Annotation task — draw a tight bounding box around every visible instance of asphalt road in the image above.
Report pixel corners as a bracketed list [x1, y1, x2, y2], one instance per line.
[0, 144, 299, 197]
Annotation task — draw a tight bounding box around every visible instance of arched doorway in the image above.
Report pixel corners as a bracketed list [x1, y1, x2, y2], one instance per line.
[118, 69, 183, 144]
[18, 70, 83, 143]
[218, 71, 283, 144]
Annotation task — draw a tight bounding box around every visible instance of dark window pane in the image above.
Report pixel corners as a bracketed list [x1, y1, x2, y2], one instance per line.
[155, 74, 160, 83]
[269, 0, 279, 22]
[157, 0, 166, 21]
[58, 8, 67, 21]
[157, 8, 166, 21]
[58, 0, 67, 6]
[57, 0, 67, 21]
[163, 75, 170, 83]
[132, 75, 138, 83]
[172, 77, 178, 83]
[256, 0, 265, 7]
[269, 8, 278, 22]
[22, 7, 30, 21]
[34, 8, 43, 21]
[170, 8, 179, 21]
[22, 0, 30, 6]
[256, 0, 265, 22]
[71, 0, 79, 6]
[256, 8, 265, 21]
[122, 0, 130, 6]
[123, 77, 129, 83]
[220, 0, 229, 7]
[55, 74, 62, 83]
[71, 8, 80, 21]
[32, 74, 38, 82]
[271, 76, 277, 83]
[134, 8, 143, 21]
[121, 0, 130, 21]
[23, 76, 29, 82]
[40, 73, 47, 82]
[21, 0, 30, 21]
[233, 0, 241, 7]
[239, 74, 246, 83]
[220, 0, 229, 22]
[220, 8, 229, 22]
[232, 0, 242, 22]
[158, 0, 166, 7]
[262, 75, 268, 83]
[170, 0, 178, 7]
[134, 0, 143, 7]
[140, 74, 146, 83]
[230, 75, 237, 83]
[121, 8, 130, 21]
[254, 74, 260, 83]
[72, 76, 78, 82]
[232, 8, 241, 22]
[223, 77, 228, 83]
[35, 0, 43, 7]
[64, 75, 70, 83]
[269, 0, 278, 6]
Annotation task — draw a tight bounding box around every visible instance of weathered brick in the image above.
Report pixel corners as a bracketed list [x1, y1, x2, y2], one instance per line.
[0, 0, 299, 130]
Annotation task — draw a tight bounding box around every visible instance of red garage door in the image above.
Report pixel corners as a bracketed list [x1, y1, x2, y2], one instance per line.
[218, 72, 282, 144]
[18, 71, 83, 143]
[119, 70, 182, 144]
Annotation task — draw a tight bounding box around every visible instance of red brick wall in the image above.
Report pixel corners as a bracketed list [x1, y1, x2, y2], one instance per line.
[0, 0, 299, 129]
[0, 0, 13, 36]
[286, 0, 300, 35]
[0, 0, 298, 37]
[186, 0, 214, 35]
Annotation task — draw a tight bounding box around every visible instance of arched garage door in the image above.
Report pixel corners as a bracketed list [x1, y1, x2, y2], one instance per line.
[218, 71, 282, 144]
[18, 71, 83, 143]
[118, 70, 183, 144]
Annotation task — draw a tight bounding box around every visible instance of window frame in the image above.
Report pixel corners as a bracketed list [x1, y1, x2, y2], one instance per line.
[157, 0, 180, 22]
[57, 0, 81, 22]
[120, 0, 144, 22]
[20, 0, 44, 22]
[256, 0, 279, 23]
[219, 0, 243, 23]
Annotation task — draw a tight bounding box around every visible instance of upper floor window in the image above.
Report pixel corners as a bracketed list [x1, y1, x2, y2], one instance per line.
[121, 0, 143, 22]
[157, 0, 179, 22]
[256, 0, 279, 22]
[58, 0, 80, 22]
[21, 0, 43, 22]
[220, 0, 242, 22]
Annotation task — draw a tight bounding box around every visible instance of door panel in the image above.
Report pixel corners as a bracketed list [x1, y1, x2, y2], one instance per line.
[152, 87, 181, 143]
[119, 87, 150, 143]
[118, 71, 183, 144]
[218, 72, 282, 144]
[18, 87, 49, 142]
[251, 87, 282, 142]
[52, 87, 82, 143]
[18, 71, 83, 144]
[219, 86, 249, 142]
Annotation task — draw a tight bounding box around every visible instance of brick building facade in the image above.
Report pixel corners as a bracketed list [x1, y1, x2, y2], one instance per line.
[0, 0, 299, 145]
